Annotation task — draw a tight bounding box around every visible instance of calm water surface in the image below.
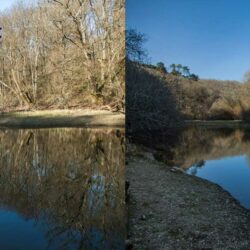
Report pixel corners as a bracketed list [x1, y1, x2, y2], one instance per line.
[0, 128, 125, 250]
[165, 127, 250, 209]
[142, 127, 250, 209]
[186, 155, 250, 208]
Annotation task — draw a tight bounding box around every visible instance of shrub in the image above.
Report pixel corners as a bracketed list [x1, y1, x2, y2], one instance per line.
[242, 110, 250, 122]
[126, 61, 182, 133]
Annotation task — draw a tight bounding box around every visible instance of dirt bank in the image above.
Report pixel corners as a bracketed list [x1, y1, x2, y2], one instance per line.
[127, 153, 250, 249]
[185, 120, 250, 129]
[0, 109, 124, 128]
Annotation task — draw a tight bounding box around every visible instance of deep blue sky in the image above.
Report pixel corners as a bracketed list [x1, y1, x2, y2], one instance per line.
[126, 0, 250, 81]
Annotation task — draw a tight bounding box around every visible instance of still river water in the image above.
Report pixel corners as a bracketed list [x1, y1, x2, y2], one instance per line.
[138, 126, 250, 209]
[0, 128, 125, 250]
[165, 127, 250, 209]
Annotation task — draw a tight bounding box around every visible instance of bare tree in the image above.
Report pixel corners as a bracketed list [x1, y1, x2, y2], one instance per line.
[0, 0, 125, 111]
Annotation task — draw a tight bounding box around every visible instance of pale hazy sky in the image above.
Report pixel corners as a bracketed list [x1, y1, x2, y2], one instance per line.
[0, 0, 17, 11]
[0, 0, 36, 11]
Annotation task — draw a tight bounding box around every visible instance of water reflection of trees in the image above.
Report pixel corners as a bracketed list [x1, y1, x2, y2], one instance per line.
[0, 128, 125, 250]
[149, 127, 250, 170]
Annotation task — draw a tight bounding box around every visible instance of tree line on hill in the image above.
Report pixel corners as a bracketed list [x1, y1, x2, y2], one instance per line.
[126, 29, 250, 132]
[144, 62, 199, 81]
[0, 0, 125, 111]
[126, 29, 199, 81]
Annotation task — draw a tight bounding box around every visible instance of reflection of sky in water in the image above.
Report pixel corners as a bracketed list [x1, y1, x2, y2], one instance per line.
[0, 208, 123, 250]
[0, 209, 47, 250]
[187, 155, 250, 209]
[87, 175, 105, 215]
[0, 128, 125, 249]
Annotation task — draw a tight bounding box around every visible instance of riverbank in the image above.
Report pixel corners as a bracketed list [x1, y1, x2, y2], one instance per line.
[185, 120, 250, 129]
[127, 150, 250, 249]
[0, 109, 124, 128]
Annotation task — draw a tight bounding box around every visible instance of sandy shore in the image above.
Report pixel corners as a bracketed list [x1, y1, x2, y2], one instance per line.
[0, 109, 124, 128]
[127, 153, 250, 249]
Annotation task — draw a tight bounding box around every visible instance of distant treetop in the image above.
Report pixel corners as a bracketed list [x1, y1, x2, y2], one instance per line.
[126, 29, 148, 62]
[126, 29, 199, 81]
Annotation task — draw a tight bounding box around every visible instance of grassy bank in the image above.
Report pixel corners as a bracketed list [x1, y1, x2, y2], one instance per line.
[0, 109, 124, 128]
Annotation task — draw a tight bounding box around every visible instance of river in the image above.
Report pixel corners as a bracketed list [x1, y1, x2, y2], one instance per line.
[0, 127, 125, 250]
[151, 126, 250, 209]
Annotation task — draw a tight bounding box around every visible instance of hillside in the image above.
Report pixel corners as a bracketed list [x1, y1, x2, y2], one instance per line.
[143, 65, 250, 121]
